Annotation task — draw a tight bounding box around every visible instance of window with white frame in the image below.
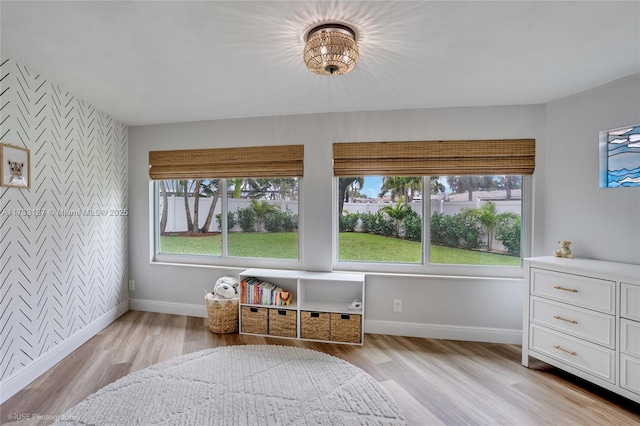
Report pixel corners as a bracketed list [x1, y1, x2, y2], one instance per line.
[333, 140, 534, 273]
[150, 145, 302, 264]
[157, 178, 299, 259]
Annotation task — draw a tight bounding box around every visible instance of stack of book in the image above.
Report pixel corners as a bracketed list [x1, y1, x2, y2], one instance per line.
[240, 277, 292, 306]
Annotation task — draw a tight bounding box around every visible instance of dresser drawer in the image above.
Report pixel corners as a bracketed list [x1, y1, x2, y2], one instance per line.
[620, 353, 640, 396]
[530, 297, 614, 348]
[621, 318, 640, 357]
[621, 283, 640, 321]
[530, 268, 615, 313]
[529, 325, 614, 382]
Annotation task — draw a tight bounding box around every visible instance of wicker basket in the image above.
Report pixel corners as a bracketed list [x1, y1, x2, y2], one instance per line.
[268, 309, 297, 338]
[206, 296, 239, 334]
[241, 306, 269, 335]
[301, 311, 330, 340]
[330, 313, 362, 343]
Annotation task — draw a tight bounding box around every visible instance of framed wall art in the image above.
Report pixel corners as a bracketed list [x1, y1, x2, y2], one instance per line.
[0, 143, 31, 189]
[599, 124, 640, 188]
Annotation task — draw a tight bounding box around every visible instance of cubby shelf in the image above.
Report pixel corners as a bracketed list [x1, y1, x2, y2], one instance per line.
[238, 268, 365, 345]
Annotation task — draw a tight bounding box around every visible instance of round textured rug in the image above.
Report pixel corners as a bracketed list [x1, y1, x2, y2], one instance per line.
[53, 345, 406, 425]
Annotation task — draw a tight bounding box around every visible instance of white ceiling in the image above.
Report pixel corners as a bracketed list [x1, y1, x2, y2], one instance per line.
[2, 1, 639, 126]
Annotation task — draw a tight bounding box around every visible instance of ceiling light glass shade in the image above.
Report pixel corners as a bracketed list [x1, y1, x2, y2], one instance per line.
[303, 24, 359, 76]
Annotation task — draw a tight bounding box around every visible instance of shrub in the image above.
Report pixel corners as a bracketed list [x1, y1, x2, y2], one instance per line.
[402, 210, 422, 241]
[340, 213, 360, 232]
[360, 213, 378, 234]
[236, 207, 255, 232]
[215, 211, 236, 231]
[353, 212, 393, 236]
[456, 213, 481, 249]
[374, 212, 395, 237]
[430, 212, 480, 249]
[496, 216, 521, 256]
[280, 209, 298, 232]
[264, 208, 298, 232]
[430, 212, 447, 245]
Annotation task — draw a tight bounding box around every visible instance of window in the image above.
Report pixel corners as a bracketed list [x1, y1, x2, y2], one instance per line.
[429, 175, 522, 266]
[338, 176, 423, 264]
[158, 178, 223, 256]
[150, 145, 303, 266]
[337, 175, 522, 267]
[333, 140, 534, 274]
[157, 178, 299, 260]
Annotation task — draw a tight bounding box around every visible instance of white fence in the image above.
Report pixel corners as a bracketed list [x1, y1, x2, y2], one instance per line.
[343, 199, 520, 218]
[162, 196, 520, 250]
[161, 196, 298, 233]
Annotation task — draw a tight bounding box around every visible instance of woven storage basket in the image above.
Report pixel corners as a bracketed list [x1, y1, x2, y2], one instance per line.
[268, 309, 297, 338]
[301, 311, 330, 340]
[330, 313, 362, 343]
[206, 296, 239, 334]
[241, 306, 268, 335]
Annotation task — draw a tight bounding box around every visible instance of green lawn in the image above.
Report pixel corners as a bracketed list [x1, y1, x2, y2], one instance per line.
[160, 232, 298, 259]
[161, 232, 520, 266]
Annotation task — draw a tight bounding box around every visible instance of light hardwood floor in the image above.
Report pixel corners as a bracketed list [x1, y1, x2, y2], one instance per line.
[2, 310, 639, 425]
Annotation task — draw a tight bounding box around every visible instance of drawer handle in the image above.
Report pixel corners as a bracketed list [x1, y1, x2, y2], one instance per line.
[554, 285, 578, 293]
[310, 312, 320, 318]
[250, 307, 259, 313]
[277, 310, 287, 315]
[553, 315, 578, 324]
[553, 345, 577, 356]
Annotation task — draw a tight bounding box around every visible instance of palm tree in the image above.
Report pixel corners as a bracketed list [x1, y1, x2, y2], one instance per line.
[198, 179, 221, 233]
[178, 179, 223, 234]
[159, 180, 169, 234]
[430, 177, 446, 197]
[228, 178, 243, 198]
[271, 178, 299, 200]
[462, 201, 518, 251]
[496, 175, 522, 200]
[338, 177, 363, 217]
[181, 179, 197, 233]
[447, 176, 496, 201]
[380, 199, 412, 237]
[379, 177, 422, 201]
[250, 200, 280, 232]
[244, 178, 275, 199]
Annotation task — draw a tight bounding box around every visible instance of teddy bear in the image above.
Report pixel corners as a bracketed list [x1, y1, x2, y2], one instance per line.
[213, 275, 239, 299]
[554, 240, 574, 259]
[7, 160, 27, 186]
[279, 290, 292, 306]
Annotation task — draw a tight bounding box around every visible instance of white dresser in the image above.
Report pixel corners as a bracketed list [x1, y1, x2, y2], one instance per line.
[522, 256, 640, 404]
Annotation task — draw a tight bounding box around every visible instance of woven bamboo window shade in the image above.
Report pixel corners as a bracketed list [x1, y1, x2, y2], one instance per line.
[333, 139, 535, 176]
[149, 145, 304, 179]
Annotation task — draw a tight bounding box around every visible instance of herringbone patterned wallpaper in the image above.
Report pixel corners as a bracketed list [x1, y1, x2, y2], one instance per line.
[0, 58, 128, 382]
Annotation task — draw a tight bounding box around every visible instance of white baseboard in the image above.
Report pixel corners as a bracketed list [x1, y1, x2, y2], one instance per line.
[0, 300, 129, 404]
[364, 319, 522, 344]
[129, 298, 207, 318]
[128, 299, 521, 344]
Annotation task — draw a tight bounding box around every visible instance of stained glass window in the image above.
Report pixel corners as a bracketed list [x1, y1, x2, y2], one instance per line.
[600, 125, 640, 188]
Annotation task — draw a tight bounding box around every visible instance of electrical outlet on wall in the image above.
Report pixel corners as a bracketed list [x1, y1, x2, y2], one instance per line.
[393, 299, 402, 312]
[128, 280, 135, 291]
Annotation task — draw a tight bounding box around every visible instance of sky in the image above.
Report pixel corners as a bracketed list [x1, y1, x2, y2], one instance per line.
[357, 177, 453, 199]
[360, 177, 382, 198]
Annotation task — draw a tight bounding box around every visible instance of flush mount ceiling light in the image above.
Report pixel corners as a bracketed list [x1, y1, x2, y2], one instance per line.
[303, 23, 359, 76]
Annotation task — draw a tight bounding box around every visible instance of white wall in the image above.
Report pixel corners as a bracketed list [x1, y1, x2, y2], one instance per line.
[128, 75, 640, 344]
[541, 74, 640, 264]
[128, 105, 545, 342]
[0, 58, 129, 402]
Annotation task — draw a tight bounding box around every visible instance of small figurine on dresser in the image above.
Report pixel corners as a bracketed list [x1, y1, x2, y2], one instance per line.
[553, 240, 574, 259]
